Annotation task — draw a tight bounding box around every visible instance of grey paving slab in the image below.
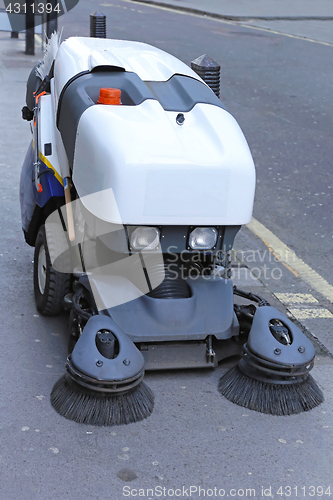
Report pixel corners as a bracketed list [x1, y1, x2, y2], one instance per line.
[131, 0, 333, 44]
[131, 0, 333, 18]
[239, 19, 333, 45]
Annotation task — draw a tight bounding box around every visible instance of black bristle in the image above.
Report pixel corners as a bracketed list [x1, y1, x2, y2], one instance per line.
[50, 374, 154, 426]
[218, 365, 324, 416]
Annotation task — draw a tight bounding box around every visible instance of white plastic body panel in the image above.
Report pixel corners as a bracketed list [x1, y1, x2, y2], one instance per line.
[50, 79, 70, 179]
[54, 37, 203, 108]
[38, 94, 63, 181]
[73, 101, 255, 226]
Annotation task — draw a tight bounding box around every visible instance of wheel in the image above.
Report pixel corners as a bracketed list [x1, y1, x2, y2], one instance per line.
[33, 224, 71, 316]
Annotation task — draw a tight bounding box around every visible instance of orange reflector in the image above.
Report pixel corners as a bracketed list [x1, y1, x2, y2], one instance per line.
[97, 88, 122, 105]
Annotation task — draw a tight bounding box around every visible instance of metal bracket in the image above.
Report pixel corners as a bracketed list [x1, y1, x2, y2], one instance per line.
[206, 335, 216, 364]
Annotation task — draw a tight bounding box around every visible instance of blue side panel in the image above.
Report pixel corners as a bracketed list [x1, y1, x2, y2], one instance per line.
[33, 159, 64, 207]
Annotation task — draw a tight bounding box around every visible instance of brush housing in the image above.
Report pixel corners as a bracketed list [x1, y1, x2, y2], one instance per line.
[68, 315, 145, 393]
[240, 306, 315, 385]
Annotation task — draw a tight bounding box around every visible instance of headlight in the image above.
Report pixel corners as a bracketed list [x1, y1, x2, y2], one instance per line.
[130, 227, 160, 250]
[189, 227, 218, 250]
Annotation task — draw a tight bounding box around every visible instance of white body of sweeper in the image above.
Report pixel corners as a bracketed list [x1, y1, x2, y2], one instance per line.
[52, 37, 256, 226]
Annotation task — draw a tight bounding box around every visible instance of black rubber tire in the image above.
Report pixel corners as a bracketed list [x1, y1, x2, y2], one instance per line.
[33, 224, 71, 316]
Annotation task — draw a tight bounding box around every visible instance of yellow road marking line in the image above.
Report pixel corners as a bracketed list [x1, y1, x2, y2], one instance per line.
[259, 235, 299, 277]
[248, 218, 333, 303]
[125, 0, 333, 47]
[289, 308, 333, 320]
[275, 293, 319, 304]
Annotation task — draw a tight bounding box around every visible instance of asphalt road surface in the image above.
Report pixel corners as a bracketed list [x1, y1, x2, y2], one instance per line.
[0, 1, 332, 499]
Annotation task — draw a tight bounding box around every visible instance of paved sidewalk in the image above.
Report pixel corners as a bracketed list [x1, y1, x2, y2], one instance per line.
[132, 0, 333, 19]
[131, 0, 333, 43]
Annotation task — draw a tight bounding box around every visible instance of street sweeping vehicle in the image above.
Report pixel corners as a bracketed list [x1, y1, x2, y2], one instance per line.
[20, 34, 323, 426]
